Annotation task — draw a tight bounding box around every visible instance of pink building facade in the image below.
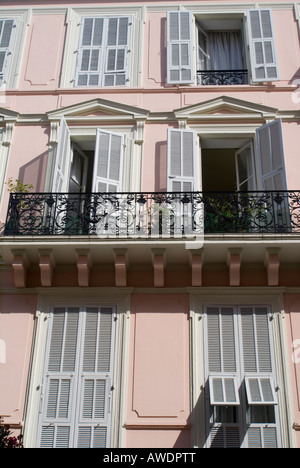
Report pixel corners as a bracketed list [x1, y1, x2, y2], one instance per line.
[1, 0, 300, 449]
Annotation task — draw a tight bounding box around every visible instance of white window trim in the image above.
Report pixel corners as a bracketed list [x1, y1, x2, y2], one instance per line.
[23, 289, 131, 449]
[190, 290, 294, 448]
[166, 4, 282, 86]
[60, 6, 144, 88]
[0, 9, 30, 89]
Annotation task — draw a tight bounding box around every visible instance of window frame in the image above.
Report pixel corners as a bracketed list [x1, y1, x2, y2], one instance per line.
[23, 290, 131, 448]
[60, 6, 144, 89]
[190, 292, 293, 448]
[0, 9, 29, 89]
[166, 7, 280, 86]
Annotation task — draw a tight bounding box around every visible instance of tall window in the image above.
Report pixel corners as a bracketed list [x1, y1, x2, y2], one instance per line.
[0, 19, 14, 86]
[166, 9, 279, 85]
[204, 306, 280, 448]
[36, 306, 115, 448]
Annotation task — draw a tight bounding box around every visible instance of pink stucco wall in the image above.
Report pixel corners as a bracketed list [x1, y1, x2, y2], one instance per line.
[283, 294, 300, 447]
[126, 294, 190, 448]
[0, 295, 36, 426]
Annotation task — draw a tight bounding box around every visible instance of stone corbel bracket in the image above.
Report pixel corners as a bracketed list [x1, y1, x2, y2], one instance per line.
[76, 249, 92, 287]
[113, 249, 128, 287]
[11, 249, 29, 288]
[151, 248, 166, 287]
[38, 249, 55, 287]
[265, 248, 281, 286]
[227, 248, 243, 287]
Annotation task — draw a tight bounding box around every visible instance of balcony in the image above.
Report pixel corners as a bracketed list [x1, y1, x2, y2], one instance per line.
[197, 69, 248, 86]
[3, 191, 299, 238]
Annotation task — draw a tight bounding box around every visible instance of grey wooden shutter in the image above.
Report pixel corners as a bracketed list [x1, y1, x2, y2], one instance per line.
[52, 117, 71, 192]
[0, 19, 14, 85]
[38, 307, 80, 448]
[166, 11, 194, 84]
[247, 9, 279, 82]
[38, 307, 115, 448]
[256, 119, 287, 191]
[93, 129, 124, 192]
[167, 128, 196, 191]
[76, 307, 114, 448]
[104, 17, 130, 86]
[76, 17, 104, 86]
[205, 307, 241, 448]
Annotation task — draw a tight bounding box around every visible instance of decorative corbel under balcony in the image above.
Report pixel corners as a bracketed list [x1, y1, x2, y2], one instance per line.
[227, 248, 242, 287]
[38, 249, 55, 287]
[113, 249, 128, 287]
[189, 248, 204, 287]
[151, 248, 165, 288]
[11, 249, 29, 288]
[76, 249, 92, 287]
[265, 248, 281, 286]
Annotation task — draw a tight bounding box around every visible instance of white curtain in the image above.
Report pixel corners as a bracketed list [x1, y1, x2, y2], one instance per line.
[207, 32, 244, 70]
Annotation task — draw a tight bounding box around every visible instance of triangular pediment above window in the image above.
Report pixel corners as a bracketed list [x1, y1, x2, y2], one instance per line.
[47, 98, 149, 123]
[0, 107, 19, 123]
[174, 96, 278, 123]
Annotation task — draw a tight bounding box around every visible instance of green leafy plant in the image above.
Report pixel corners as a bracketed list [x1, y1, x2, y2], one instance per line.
[0, 417, 23, 448]
[5, 177, 33, 194]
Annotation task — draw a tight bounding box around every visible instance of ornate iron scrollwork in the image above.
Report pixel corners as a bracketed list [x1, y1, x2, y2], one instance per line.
[3, 191, 298, 237]
[197, 69, 248, 85]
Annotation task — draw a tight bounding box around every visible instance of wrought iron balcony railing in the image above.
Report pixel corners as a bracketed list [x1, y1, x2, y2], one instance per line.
[197, 69, 248, 85]
[3, 191, 299, 238]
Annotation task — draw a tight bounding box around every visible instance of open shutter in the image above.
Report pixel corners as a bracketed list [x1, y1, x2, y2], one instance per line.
[104, 17, 130, 86]
[52, 117, 71, 192]
[166, 11, 194, 84]
[245, 376, 277, 405]
[247, 9, 279, 82]
[167, 128, 196, 192]
[0, 19, 14, 85]
[76, 17, 104, 86]
[93, 129, 124, 192]
[209, 376, 239, 405]
[38, 307, 80, 448]
[256, 120, 287, 191]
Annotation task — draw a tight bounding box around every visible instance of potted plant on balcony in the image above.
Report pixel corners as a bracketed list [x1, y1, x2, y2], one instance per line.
[4, 178, 34, 235]
[0, 417, 23, 448]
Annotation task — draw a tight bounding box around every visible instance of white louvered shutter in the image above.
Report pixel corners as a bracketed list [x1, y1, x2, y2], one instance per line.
[247, 9, 279, 82]
[256, 120, 287, 191]
[0, 19, 14, 85]
[37, 307, 115, 448]
[38, 307, 80, 448]
[76, 307, 114, 448]
[206, 307, 241, 448]
[76, 17, 104, 86]
[104, 17, 130, 86]
[240, 306, 279, 449]
[93, 129, 124, 192]
[166, 11, 194, 84]
[52, 117, 71, 192]
[167, 128, 196, 192]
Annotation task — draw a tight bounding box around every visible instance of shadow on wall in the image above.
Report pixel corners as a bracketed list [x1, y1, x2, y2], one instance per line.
[18, 150, 48, 192]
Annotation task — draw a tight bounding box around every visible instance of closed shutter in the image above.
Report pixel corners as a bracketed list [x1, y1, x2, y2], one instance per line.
[166, 11, 194, 84]
[76, 17, 104, 87]
[256, 120, 287, 191]
[37, 306, 115, 448]
[0, 19, 14, 85]
[247, 9, 279, 82]
[104, 17, 130, 86]
[52, 117, 71, 193]
[76, 16, 130, 87]
[93, 129, 124, 192]
[167, 128, 196, 192]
